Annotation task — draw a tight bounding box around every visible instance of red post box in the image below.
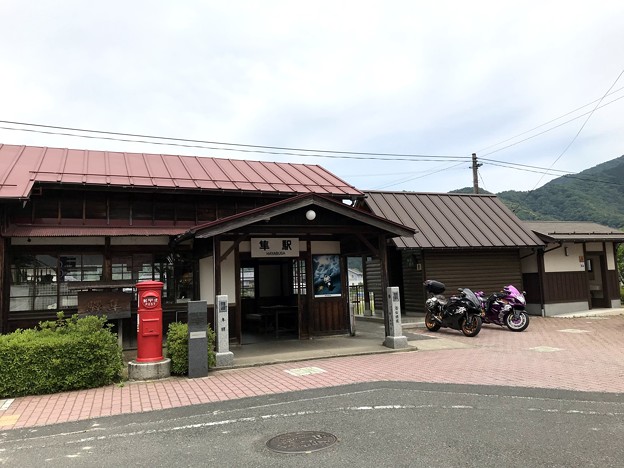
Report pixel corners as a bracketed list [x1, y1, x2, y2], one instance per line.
[136, 280, 164, 363]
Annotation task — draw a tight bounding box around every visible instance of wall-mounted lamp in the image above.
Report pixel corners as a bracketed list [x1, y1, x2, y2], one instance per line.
[564, 247, 569, 256]
[305, 209, 316, 221]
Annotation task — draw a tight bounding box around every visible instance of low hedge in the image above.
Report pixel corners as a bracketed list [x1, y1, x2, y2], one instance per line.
[166, 322, 216, 375]
[0, 313, 123, 398]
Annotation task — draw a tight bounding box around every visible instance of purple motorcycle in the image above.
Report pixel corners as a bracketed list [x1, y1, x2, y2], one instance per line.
[475, 285, 530, 332]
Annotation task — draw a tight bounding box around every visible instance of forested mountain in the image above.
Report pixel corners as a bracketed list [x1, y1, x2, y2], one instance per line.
[452, 155, 624, 229]
[497, 155, 624, 228]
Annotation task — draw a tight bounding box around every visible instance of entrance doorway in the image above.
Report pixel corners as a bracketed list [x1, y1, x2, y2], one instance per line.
[587, 253, 608, 309]
[239, 258, 307, 343]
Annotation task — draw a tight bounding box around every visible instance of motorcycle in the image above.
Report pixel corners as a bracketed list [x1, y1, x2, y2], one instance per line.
[475, 285, 530, 332]
[423, 280, 483, 337]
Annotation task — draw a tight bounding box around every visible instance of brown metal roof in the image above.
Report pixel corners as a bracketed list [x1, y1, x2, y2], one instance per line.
[0, 144, 363, 199]
[4, 225, 187, 237]
[362, 191, 544, 249]
[524, 221, 624, 242]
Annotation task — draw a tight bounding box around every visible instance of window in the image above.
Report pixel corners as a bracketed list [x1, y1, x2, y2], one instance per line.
[176, 196, 196, 222]
[61, 192, 83, 220]
[34, 193, 59, 222]
[10, 254, 57, 311]
[9, 250, 194, 311]
[292, 259, 307, 295]
[10, 254, 105, 311]
[112, 253, 192, 303]
[60, 254, 103, 282]
[85, 194, 107, 221]
[109, 194, 130, 222]
[132, 196, 153, 221]
[60, 254, 104, 308]
[153, 195, 175, 221]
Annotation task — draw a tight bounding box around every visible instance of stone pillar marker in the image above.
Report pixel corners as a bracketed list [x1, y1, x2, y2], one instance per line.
[383, 286, 409, 349]
[215, 295, 234, 367]
[187, 300, 208, 378]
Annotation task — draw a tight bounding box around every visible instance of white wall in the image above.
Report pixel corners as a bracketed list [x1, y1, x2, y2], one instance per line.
[606, 243, 615, 270]
[110, 236, 170, 245]
[198, 241, 236, 306]
[520, 248, 539, 274]
[544, 243, 585, 273]
[12, 236, 106, 245]
[220, 241, 236, 304]
[199, 256, 214, 306]
[311, 241, 340, 254]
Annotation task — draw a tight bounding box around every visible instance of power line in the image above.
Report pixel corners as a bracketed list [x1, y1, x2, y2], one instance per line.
[372, 162, 466, 190]
[480, 158, 575, 175]
[476, 86, 624, 154]
[0, 120, 466, 161]
[529, 67, 624, 191]
[483, 161, 624, 187]
[479, 94, 624, 157]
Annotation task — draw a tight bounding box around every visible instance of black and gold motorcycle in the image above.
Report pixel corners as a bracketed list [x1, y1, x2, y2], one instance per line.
[423, 280, 483, 337]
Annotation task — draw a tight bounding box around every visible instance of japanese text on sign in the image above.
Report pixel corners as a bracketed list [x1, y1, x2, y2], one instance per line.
[251, 238, 299, 258]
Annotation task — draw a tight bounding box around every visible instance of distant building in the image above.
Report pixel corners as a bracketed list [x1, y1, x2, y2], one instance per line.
[523, 221, 624, 315]
[348, 268, 363, 285]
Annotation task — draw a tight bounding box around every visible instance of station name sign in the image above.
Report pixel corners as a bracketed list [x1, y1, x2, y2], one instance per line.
[251, 237, 299, 258]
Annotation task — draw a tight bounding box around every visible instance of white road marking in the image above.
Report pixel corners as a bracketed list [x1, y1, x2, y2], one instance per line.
[558, 329, 590, 333]
[284, 366, 326, 376]
[530, 346, 563, 352]
[0, 400, 14, 411]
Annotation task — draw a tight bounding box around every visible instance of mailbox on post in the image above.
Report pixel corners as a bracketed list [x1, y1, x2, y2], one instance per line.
[136, 280, 164, 363]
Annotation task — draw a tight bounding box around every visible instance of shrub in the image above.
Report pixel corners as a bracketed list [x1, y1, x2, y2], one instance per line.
[165, 322, 216, 375]
[0, 313, 124, 399]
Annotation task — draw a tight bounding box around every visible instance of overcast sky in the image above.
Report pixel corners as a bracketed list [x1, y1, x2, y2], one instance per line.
[1, 1, 622, 194]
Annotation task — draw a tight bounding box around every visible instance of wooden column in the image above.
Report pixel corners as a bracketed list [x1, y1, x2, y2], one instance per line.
[0, 238, 6, 334]
[213, 236, 221, 297]
[602, 242, 610, 306]
[362, 254, 371, 316]
[379, 234, 390, 336]
[537, 248, 546, 315]
[102, 237, 112, 281]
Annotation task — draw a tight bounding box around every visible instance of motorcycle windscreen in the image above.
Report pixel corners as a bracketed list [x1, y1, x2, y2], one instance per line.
[461, 288, 481, 309]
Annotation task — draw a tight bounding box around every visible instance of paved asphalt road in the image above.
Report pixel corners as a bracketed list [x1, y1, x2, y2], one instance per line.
[2, 382, 623, 467]
[1, 313, 624, 466]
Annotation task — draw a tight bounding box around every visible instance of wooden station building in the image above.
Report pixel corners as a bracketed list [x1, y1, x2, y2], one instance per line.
[0, 144, 412, 348]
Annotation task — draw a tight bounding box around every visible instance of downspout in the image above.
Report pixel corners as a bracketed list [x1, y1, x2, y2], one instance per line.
[544, 242, 564, 254]
[537, 247, 546, 317]
[522, 246, 547, 317]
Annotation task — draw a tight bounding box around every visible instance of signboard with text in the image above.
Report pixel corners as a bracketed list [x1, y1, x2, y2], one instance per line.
[251, 238, 299, 258]
[77, 291, 131, 319]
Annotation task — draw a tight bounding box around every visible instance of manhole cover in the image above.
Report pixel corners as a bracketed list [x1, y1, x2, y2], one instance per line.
[266, 431, 337, 453]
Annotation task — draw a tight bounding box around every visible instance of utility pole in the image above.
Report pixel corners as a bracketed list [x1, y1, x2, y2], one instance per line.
[471, 153, 483, 194]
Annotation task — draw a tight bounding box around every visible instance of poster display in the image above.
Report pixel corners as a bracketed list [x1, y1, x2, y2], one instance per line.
[312, 254, 342, 297]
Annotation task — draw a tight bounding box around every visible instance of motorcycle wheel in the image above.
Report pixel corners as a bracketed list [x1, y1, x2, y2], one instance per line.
[505, 311, 530, 332]
[461, 315, 482, 337]
[425, 311, 441, 332]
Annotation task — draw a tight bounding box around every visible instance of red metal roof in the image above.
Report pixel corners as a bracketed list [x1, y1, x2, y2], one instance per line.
[0, 144, 363, 199]
[363, 191, 544, 249]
